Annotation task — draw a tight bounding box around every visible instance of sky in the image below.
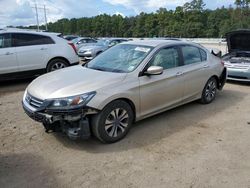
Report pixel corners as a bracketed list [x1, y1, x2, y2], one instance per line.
[0, 0, 235, 28]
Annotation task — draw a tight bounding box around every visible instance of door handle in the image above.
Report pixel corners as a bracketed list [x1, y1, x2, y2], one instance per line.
[5, 52, 14, 55]
[203, 64, 209, 68]
[40, 47, 47, 50]
[176, 72, 183, 76]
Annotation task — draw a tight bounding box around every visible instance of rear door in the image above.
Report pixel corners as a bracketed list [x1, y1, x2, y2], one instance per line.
[179, 45, 210, 101]
[139, 46, 185, 117]
[13, 33, 53, 71]
[0, 33, 18, 74]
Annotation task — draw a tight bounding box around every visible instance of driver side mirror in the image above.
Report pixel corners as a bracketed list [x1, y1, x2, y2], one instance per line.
[144, 66, 163, 76]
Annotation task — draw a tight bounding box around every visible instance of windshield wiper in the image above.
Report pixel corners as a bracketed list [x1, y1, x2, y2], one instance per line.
[88, 66, 106, 72]
[110, 69, 126, 73]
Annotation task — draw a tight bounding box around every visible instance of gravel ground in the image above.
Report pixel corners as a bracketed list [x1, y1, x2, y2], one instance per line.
[0, 79, 250, 188]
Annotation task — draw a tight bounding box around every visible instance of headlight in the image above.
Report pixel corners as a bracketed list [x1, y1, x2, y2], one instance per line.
[46, 91, 96, 110]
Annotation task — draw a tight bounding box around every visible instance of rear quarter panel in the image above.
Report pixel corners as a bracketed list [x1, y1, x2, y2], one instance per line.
[50, 36, 79, 64]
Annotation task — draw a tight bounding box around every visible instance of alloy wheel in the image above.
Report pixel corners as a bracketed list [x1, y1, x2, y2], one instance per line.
[205, 80, 216, 102]
[104, 108, 129, 138]
[51, 62, 66, 71]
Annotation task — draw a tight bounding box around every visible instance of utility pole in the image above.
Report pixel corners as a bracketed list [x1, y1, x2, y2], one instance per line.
[31, 3, 49, 31]
[44, 4, 48, 31]
[34, 1, 39, 31]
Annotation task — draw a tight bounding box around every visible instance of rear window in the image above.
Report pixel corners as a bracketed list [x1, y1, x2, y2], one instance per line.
[13, 33, 55, 47]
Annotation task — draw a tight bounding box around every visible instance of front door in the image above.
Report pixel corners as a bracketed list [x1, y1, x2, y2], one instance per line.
[139, 46, 185, 118]
[0, 33, 17, 74]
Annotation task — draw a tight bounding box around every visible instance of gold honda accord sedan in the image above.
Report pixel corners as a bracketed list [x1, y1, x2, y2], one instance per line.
[22, 40, 227, 143]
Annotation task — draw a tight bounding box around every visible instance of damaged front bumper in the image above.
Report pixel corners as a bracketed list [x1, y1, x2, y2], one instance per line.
[22, 98, 98, 140]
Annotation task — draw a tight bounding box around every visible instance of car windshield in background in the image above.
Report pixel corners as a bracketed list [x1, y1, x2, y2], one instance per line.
[96, 39, 109, 46]
[86, 44, 152, 73]
[71, 38, 79, 43]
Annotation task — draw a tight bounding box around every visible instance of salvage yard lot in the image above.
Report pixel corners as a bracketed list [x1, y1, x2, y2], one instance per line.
[0, 80, 250, 188]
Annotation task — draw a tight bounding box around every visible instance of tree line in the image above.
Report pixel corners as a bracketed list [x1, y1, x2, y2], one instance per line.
[17, 0, 250, 38]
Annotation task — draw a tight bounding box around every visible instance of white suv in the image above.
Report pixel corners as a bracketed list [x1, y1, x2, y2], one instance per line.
[0, 29, 79, 80]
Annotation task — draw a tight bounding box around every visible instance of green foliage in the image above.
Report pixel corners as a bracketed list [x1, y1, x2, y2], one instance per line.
[18, 0, 250, 38]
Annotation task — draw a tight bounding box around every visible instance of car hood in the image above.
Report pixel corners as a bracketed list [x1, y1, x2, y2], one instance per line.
[27, 65, 126, 100]
[226, 30, 250, 53]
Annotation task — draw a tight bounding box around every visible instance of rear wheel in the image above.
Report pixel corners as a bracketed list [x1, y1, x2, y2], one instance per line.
[200, 77, 217, 104]
[91, 100, 134, 143]
[47, 59, 69, 72]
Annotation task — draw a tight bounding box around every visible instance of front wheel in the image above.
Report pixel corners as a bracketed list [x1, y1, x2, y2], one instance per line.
[200, 77, 217, 104]
[91, 100, 134, 143]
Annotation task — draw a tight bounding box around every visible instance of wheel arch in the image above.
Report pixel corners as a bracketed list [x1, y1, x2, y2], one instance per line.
[210, 75, 220, 89]
[98, 97, 136, 123]
[47, 56, 70, 69]
[118, 98, 136, 122]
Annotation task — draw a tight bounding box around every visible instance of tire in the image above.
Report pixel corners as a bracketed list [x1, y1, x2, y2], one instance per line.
[91, 100, 134, 143]
[47, 58, 69, 72]
[200, 77, 217, 104]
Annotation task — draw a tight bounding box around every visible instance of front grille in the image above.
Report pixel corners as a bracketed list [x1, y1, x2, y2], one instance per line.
[25, 93, 44, 109]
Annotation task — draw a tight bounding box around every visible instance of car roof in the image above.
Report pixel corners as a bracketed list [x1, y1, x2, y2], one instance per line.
[124, 39, 187, 47]
[0, 29, 61, 37]
[99, 38, 128, 41]
[77, 37, 92, 40]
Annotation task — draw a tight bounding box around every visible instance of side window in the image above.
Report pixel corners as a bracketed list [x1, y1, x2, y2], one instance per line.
[199, 49, 207, 61]
[182, 46, 202, 65]
[0, 34, 12, 48]
[149, 47, 180, 70]
[87, 39, 97, 43]
[13, 33, 54, 47]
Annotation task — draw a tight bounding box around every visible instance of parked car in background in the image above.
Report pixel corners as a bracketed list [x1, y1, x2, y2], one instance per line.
[22, 40, 226, 143]
[222, 30, 250, 82]
[0, 30, 79, 80]
[71, 37, 97, 51]
[78, 38, 128, 60]
[63, 35, 79, 41]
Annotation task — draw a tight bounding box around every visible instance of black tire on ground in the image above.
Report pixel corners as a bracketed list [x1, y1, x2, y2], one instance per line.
[47, 58, 69, 72]
[200, 77, 218, 104]
[91, 100, 134, 143]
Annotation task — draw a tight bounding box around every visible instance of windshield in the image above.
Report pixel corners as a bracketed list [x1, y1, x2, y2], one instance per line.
[96, 39, 109, 46]
[71, 38, 80, 43]
[86, 44, 152, 73]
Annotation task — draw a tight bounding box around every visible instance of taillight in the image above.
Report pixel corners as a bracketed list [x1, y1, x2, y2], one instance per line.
[68, 42, 77, 55]
[221, 61, 225, 66]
